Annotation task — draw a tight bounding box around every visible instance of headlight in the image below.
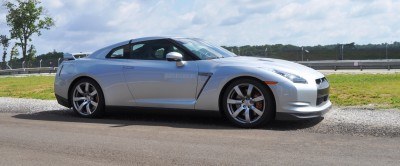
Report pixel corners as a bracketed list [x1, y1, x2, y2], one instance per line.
[272, 70, 308, 84]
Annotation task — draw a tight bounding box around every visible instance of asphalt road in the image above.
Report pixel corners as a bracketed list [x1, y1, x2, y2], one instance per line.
[1, 109, 400, 166]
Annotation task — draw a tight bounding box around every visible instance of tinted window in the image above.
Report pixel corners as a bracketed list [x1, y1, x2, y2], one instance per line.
[106, 45, 130, 59]
[109, 48, 124, 58]
[128, 39, 189, 60]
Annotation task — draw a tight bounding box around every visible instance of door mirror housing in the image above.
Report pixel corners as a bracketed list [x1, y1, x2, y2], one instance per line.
[166, 52, 185, 67]
[166, 52, 183, 61]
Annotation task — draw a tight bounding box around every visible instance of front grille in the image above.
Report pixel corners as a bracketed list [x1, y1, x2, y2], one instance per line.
[316, 95, 329, 105]
[316, 77, 329, 105]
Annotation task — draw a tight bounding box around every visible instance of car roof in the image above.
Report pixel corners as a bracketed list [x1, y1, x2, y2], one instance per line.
[129, 36, 193, 43]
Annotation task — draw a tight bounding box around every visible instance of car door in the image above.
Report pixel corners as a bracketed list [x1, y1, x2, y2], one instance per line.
[123, 39, 199, 109]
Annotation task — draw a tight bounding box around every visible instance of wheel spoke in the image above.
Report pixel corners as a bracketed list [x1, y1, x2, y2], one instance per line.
[86, 103, 91, 114]
[89, 90, 97, 96]
[90, 101, 98, 107]
[247, 84, 253, 96]
[73, 97, 86, 101]
[244, 108, 250, 123]
[250, 106, 263, 116]
[77, 101, 89, 111]
[234, 86, 244, 98]
[232, 106, 244, 118]
[77, 86, 84, 95]
[85, 83, 89, 93]
[227, 99, 242, 104]
[253, 96, 264, 102]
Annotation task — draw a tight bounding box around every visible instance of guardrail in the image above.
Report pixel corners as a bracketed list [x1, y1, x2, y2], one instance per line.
[1, 59, 400, 75]
[0, 67, 57, 75]
[299, 59, 400, 70]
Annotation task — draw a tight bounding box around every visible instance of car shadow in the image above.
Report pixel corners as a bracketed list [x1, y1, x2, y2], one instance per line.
[12, 109, 323, 131]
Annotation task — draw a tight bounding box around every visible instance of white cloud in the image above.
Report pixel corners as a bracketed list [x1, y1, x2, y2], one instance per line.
[1, 0, 398, 55]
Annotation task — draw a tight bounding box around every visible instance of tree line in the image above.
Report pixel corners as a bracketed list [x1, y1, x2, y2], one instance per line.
[223, 42, 400, 61]
[1, 0, 54, 69]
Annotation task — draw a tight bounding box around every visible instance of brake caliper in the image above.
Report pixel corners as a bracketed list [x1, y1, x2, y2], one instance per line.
[253, 92, 263, 110]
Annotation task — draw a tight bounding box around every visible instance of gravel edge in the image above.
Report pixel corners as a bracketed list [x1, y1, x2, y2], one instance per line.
[1, 97, 399, 137]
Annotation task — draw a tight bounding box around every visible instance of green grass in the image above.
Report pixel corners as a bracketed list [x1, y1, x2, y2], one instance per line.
[327, 74, 400, 109]
[0, 74, 399, 109]
[0, 76, 55, 100]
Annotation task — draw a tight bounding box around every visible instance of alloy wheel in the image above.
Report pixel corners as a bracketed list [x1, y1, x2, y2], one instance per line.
[226, 83, 265, 124]
[72, 82, 99, 116]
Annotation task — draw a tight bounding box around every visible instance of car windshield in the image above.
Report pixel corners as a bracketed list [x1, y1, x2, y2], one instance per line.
[175, 38, 237, 60]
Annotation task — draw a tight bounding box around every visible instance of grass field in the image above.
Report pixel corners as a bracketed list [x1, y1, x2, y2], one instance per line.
[327, 74, 400, 109]
[0, 74, 399, 108]
[0, 76, 55, 100]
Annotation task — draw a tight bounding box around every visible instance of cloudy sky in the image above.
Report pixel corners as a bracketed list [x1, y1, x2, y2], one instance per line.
[0, 0, 399, 55]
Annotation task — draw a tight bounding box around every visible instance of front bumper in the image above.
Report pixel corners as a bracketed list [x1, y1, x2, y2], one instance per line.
[275, 100, 332, 120]
[272, 76, 331, 120]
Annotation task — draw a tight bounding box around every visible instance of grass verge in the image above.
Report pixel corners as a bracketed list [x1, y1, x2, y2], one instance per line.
[327, 74, 400, 109]
[0, 76, 55, 100]
[0, 74, 399, 109]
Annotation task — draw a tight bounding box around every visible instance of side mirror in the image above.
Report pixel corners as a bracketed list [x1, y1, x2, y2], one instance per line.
[166, 52, 185, 67]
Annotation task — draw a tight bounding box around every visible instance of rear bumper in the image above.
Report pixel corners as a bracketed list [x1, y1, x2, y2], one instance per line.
[275, 100, 332, 120]
[55, 94, 71, 108]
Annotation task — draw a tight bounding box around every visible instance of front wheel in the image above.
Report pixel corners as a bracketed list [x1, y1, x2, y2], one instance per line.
[222, 79, 275, 128]
[71, 78, 105, 118]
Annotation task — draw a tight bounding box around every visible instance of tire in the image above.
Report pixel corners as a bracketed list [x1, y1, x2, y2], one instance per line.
[222, 78, 274, 128]
[70, 78, 105, 118]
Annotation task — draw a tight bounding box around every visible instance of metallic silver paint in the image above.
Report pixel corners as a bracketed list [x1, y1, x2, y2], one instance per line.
[54, 37, 331, 120]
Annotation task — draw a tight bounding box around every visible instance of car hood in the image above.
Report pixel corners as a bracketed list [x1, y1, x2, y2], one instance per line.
[212, 56, 324, 79]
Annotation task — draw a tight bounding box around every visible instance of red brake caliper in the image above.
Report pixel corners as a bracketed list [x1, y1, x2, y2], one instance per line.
[253, 92, 263, 111]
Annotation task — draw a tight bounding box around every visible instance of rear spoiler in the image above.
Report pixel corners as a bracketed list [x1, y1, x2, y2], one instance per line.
[63, 52, 92, 61]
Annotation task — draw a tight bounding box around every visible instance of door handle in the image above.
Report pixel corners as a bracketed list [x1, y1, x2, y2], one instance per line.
[123, 66, 135, 69]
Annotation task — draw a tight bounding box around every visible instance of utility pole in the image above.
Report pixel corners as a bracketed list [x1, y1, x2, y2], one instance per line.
[341, 44, 344, 60]
[265, 47, 268, 57]
[301, 46, 304, 61]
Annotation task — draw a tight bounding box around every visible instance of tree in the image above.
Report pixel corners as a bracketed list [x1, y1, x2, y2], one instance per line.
[27, 44, 36, 67]
[0, 35, 10, 69]
[10, 44, 19, 62]
[27, 45, 36, 61]
[4, 0, 54, 62]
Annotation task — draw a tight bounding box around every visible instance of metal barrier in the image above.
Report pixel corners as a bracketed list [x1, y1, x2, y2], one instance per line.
[1, 59, 400, 75]
[299, 59, 400, 71]
[0, 67, 57, 75]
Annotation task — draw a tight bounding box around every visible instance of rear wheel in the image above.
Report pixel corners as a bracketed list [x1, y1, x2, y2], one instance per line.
[71, 78, 105, 118]
[222, 79, 274, 128]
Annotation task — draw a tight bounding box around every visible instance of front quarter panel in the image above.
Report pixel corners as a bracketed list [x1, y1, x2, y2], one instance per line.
[195, 64, 289, 111]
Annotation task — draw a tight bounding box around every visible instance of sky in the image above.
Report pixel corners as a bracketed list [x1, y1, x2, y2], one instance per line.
[0, 0, 399, 56]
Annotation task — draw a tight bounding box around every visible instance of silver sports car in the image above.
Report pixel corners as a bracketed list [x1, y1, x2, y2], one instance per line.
[54, 37, 331, 128]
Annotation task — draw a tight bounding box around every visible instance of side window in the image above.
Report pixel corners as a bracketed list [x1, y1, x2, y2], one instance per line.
[109, 48, 124, 58]
[128, 39, 192, 61]
[129, 43, 146, 59]
[169, 46, 185, 56]
[154, 48, 165, 59]
[106, 45, 129, 59]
